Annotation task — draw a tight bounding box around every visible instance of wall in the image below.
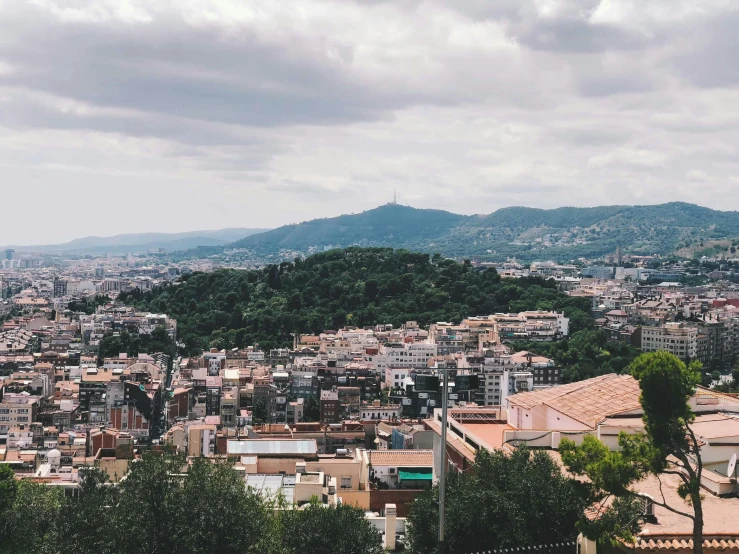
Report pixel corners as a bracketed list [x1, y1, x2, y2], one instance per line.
[306, 458, 362, 491]
[295, 475, 324, 504]
[699, 444, 739, 465]
[412, 430, 434, 450]
[97, 458, 130, 482]
[370, 489, 424, 517]
[257, 458, 298, 474]
[337, 490, 370, 510]
[544, 407, 592, 431]
[502, 429, 592, 449]
[372, 464, 395, 486]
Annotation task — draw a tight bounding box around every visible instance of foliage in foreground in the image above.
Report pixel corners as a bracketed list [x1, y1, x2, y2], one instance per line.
[405, 447, 588, 554]
[561, 352, 705, 553]
[120, 247, 591, 355]
[0, 453, 382, 554]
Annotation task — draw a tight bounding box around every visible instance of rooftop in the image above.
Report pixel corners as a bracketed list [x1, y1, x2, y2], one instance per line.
[227, 439, 317, 457]
[368, 449, 433, 467]
[508, 374, 642, 428]
[636, 471, 739, 536]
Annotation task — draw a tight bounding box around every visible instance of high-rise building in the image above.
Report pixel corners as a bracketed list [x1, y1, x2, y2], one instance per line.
[4, 249, 14, 261]
[53, 277, 67, 298]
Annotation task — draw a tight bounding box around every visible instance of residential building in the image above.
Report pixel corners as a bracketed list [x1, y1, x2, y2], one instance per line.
[641, 322, 698, 361]
[320, 389, 340, 423]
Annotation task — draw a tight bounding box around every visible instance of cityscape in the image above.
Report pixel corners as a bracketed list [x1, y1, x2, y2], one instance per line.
[3, 0, 739, 553]
[2, 238, 739, 552]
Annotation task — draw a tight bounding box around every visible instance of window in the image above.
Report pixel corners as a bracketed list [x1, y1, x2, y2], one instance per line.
[341, 477, 352, 488]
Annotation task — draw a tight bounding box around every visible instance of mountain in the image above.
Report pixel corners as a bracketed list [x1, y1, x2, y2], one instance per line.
[227, 202, 739, 261]
[3, 228, 269, 255]
[231, 204, 465, 251]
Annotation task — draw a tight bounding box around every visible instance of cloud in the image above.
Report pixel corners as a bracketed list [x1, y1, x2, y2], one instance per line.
[588, 148, 668, 169]
[685, 170, 709, 181]
[1, 0, 739, 243]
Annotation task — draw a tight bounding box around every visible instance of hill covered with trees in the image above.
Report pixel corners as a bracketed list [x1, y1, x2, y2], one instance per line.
[119, 247, 591, 355]
[206, 202, 739, 262]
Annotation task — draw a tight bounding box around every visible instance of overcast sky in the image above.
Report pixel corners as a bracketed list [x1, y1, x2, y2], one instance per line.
[2, 0, 738, 244]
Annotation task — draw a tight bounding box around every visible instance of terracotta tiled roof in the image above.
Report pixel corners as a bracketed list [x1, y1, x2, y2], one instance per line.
[508, 374, 642, 427]
[368, 449, 433, 467]
[507, 374, 618, 410]
[634, 536, 739, 552]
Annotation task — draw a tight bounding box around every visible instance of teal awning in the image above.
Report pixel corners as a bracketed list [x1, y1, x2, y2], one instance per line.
[398, 470, 433, 481]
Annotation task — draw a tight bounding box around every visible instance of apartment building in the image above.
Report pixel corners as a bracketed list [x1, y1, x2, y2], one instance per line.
[493, 311, 569, 342]
[376, 342, 437, 373]
[385, 367, 412, 390]
[429, 323, 468, 354]
[0, 393, 40, 436]
[476, 362, 534, 407]
[640, 322, 698, 361]
[320, 389, 340, 423]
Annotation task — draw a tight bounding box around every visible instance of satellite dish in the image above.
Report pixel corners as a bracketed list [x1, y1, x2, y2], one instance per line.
[728, 453, 737, 478]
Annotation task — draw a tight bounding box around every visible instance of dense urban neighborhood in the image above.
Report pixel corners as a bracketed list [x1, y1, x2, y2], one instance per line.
[3, 244, 739, 553]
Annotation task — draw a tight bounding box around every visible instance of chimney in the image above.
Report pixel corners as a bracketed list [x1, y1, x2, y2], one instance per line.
[384, 504, 397, 551]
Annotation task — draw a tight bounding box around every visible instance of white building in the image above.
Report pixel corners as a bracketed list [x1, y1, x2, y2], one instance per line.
[360, 404, 401, 421]
[376, 342, 437, 374]
[478, 356, 533, 406]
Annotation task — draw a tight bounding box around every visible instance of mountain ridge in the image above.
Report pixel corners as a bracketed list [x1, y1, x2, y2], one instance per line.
[226, 202, 739, 261]
[3, 228, 269, 255]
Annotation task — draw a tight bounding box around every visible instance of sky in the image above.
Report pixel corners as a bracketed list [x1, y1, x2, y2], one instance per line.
[2, 0, 739, 245]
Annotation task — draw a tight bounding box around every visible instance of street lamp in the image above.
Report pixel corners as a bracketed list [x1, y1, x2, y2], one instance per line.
[438, 368, 449, 554]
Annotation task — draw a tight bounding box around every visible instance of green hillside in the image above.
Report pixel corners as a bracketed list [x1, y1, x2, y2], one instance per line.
[225, 202, 739, 262]
[231, 204, 465, 250]
[119, 247, 590, 355]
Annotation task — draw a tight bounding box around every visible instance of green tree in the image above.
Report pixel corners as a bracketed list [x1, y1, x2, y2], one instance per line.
[560, 435, 649, 547]
[302, 394, 320, 422]
[1, 480, 63, 554]
[0, 464, 18, 546]
[178, 458, 276, 554]
[631, 352, 705, 554]
[56, 468, 118, 554]
[110, 451, 185, 554]
[561, 352, 705, 554]
[253, 399, 268, 424]
[118, 248, 592, 357]
[279, 501, 383, 554]
[406, 447, 587, 554]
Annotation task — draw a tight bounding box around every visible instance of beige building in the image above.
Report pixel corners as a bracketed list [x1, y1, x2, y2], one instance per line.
[640, 322, 698, 361]
[306, 450, 370, 509]
[0, 393, 39, 435]
[187, 424, 217, 457]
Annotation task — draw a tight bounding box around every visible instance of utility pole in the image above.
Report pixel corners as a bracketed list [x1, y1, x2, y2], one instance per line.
[438, 368, 449, 554]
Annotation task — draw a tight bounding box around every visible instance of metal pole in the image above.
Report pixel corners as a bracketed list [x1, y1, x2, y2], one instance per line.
[438, 368, 449, 554]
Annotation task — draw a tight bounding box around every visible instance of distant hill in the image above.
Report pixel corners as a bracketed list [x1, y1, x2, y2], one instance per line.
[4, 228, 269, 255]
[227, 202, 739, 261]
[231, 204, 465, 250]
